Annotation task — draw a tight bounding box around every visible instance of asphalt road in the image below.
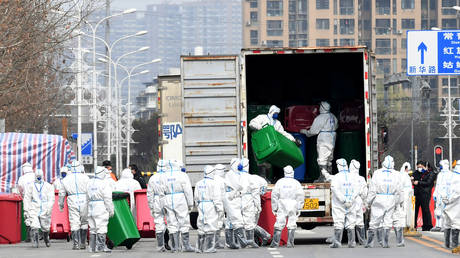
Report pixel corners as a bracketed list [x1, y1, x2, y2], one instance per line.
[0, 226, 456, 258]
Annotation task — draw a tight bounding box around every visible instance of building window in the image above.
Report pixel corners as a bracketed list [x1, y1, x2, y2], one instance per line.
[393, 39, 397, 54]
[289, 0, 296, 13]
[442, 19, 457, 29]
[267, 20, 283, 36]
[377, 59, 391, 74]
[376, 39, 391, 55]
[375, 19, 391, 35]
[334, 39, 338, 46]
[340, 0, 354, 15]
[376, 0, 390, 15]
[442, 0, 456, 15]
[298, 20, 308, 32]
[298, 40, 308, 46]
[401, 58, 407, 71]
[401, 38, 407, 49]
[316, 0, 329, 9]
[316, 38, 330, 46]
[333, 0, 338, 14]
[316, 19, 330, 30]
[298, 0, 307, 13]
[250, 11, 258, 23]
[401, 0, 415, 9]
[339, 38, 355, 46]
[267, 0, 283, 16]
[334, 19, 338, 34]
[392, 19, 397, 34]
[267, 40, 284, 47]
[392, 0, 396, 14]
[340, 19, 354, 35]
[401, 19, 415, 29]
[442, 77, 458, 87]
[250, 0, 258, 8]
[392, 58, 397, 73]
[250, 30, 258, 45]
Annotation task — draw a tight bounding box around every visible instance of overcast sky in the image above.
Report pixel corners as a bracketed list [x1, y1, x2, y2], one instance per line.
[111, 0, 195, 10]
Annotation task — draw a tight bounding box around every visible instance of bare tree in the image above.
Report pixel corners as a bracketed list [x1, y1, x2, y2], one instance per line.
[0, 0, 102, 133]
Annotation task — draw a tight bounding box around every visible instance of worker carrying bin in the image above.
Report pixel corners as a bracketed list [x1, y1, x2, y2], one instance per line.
[107, 192, 140, 250]
[249, 105, 304, 169]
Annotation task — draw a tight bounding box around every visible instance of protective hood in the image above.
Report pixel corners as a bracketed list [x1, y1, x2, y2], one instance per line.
[240, 158, 249, 173]
[157, 159, 167, 173]
[22, 162, 33, 174]
[230, 158, 240, 173]
[71, 160, 83, 173]
[454, 164, 460, 174]
[439, 160, 450, 172]
[121, 168, 134, 179]
[283, 165, 294, 178]
[35, 169, 44, 182]
[350, 159, 360, 174]
[214, 164, 226, 177]
[400, 162, 411, 173]
[382, 155, 394, 169]
[95, 166, 107, 179]
[268, 105, 281, 116]
[319, 101, 331, 114]
[204, 165, 215, 179]
[336, 158, 349, 172]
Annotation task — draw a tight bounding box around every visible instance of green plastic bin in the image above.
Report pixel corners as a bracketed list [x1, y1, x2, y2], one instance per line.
[251, 125, 304, 169]
[21, 201, 27, 241]
[107, 192, 140, 249]
[248, 105, 271, 176]
[304, 135, 320, 182]
[333, 131, 366, 176]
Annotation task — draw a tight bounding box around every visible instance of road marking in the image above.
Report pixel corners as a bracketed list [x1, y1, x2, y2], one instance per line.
[421, 235, 446, 246]
[407, 237, 451, 254]
[272, 255, 284, 258]
[270, 251, 280, 255]
[267, 247, 277, 250]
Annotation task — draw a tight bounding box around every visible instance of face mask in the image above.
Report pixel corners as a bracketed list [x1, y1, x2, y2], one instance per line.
[36, 176, 42, 181]
[61, 172, 67, 178]
[272, 113, 279, 120]
[181, 167, 186, 173]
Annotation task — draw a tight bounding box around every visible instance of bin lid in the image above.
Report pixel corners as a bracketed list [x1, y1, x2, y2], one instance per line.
[112, 191, 130, 200]
[0, 193, 22, 201]
[134, 189, 147, 195]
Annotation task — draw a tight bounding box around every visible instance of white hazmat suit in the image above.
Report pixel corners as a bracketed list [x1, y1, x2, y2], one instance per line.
[330, 159, 359, 248]
[433, 160, 451, 232]
[114, 168, 141, 215]
[271, 166, 304, 248]
[59, 160, 90, 250]
[147, 160, 168, 252]
[17, 162, 36, 240]
[160, 160, 195, 252]
[194, 165, 224, 253]
[53, 166, 69, 191]
[249, 105, 295, 142]
[392, 162, 414, 247]
[365, 156, 401, 248]
[301, 101, 338, 182]
[251, 174, 272, 246]
[24, 169, 54, 248]
[213, 164, 227, 249]
[86, 166, 113, 253]
[239, 158, 260, 248]
[350, 159, 368, 246]
[442, 163, 460, 249]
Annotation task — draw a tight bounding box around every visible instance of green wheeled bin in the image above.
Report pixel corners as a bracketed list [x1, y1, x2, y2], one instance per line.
[107, 192, 140, 250]
[333, 131, 365, 176]
[251, 125, 304, 169]
[248, 105, 272, 176]
[21, 201, 27, 241]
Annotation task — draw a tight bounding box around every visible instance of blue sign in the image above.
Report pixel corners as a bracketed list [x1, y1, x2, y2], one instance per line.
[81, 133, 92, 156]
[407, 30, 460, 76]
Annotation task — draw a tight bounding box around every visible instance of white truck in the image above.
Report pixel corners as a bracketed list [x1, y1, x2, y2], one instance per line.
[158, 47, 378, 229]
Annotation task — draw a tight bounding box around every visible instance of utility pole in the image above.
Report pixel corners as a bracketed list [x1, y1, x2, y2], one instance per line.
[105, 0, 111, 162]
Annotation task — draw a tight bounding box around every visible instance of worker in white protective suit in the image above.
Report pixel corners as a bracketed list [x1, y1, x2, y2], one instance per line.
[365, 156, 401, 248]
[443, 163, 460, 249]
[300, 101, 338, 183]
[147, 160, 168, 252]
[59, 160, 90, 250]
[213, 164, 227, 249]
[251, 174, 272, 246]
[160, 160, 195, 252]
[330, 159, 359, 248]
[53, 166, 69, 191]
[239, 158, 261, 248]
[224, 158, 249, 249]
[432, 160, 451, 233]
[271, 166, 304, 248]
[350, 160, 368, 246]
[392, 161, 414, 247]
[194, 165, 224, 253]
[249, 105, 296, 142]
[114, 168, 142, 215]
[86, 166, 114, 253]
[17, 162, 36, 242]
[23, 169, 54, 248]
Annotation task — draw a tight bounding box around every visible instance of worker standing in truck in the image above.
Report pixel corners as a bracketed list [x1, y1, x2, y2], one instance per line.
[249, 105, 296, 142]
[300, 101, 338, 183]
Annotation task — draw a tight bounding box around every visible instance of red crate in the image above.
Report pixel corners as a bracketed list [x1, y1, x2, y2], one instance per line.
[284, 105, 319, 133]
[134, 189, 155, 238]
[0, 194, 22, 244]
[50, 190, 71, 239]
[339, 101, 364, 131]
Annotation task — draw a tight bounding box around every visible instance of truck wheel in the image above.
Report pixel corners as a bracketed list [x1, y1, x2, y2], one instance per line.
[190, 212, 198, 230]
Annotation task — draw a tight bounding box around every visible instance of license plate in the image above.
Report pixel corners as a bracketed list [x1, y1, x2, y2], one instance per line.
[303, 198, 319, 210]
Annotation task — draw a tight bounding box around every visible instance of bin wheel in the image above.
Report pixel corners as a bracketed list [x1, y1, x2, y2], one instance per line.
[126, 243, 133, 250]
[66, 235, 70, 242]
[106, 239, 114, 249]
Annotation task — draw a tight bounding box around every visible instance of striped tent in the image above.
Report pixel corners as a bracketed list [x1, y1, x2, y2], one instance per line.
[0, 133, 75, 193]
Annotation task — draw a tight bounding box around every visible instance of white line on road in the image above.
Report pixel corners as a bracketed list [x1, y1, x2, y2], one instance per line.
[268, 247, 277, 250]
[270, 251, 280, 255]
[272, 255, 284, 258]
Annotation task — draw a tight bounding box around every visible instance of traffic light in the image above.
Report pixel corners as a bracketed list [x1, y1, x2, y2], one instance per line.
[434, 145, 443, 168]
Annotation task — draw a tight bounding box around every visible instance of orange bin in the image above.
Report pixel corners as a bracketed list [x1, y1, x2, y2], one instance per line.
[50, 190, 71, 239]
[0, 193, 22, 244]
[134, 189, 155, 238]
[257, 192, 288, 246]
